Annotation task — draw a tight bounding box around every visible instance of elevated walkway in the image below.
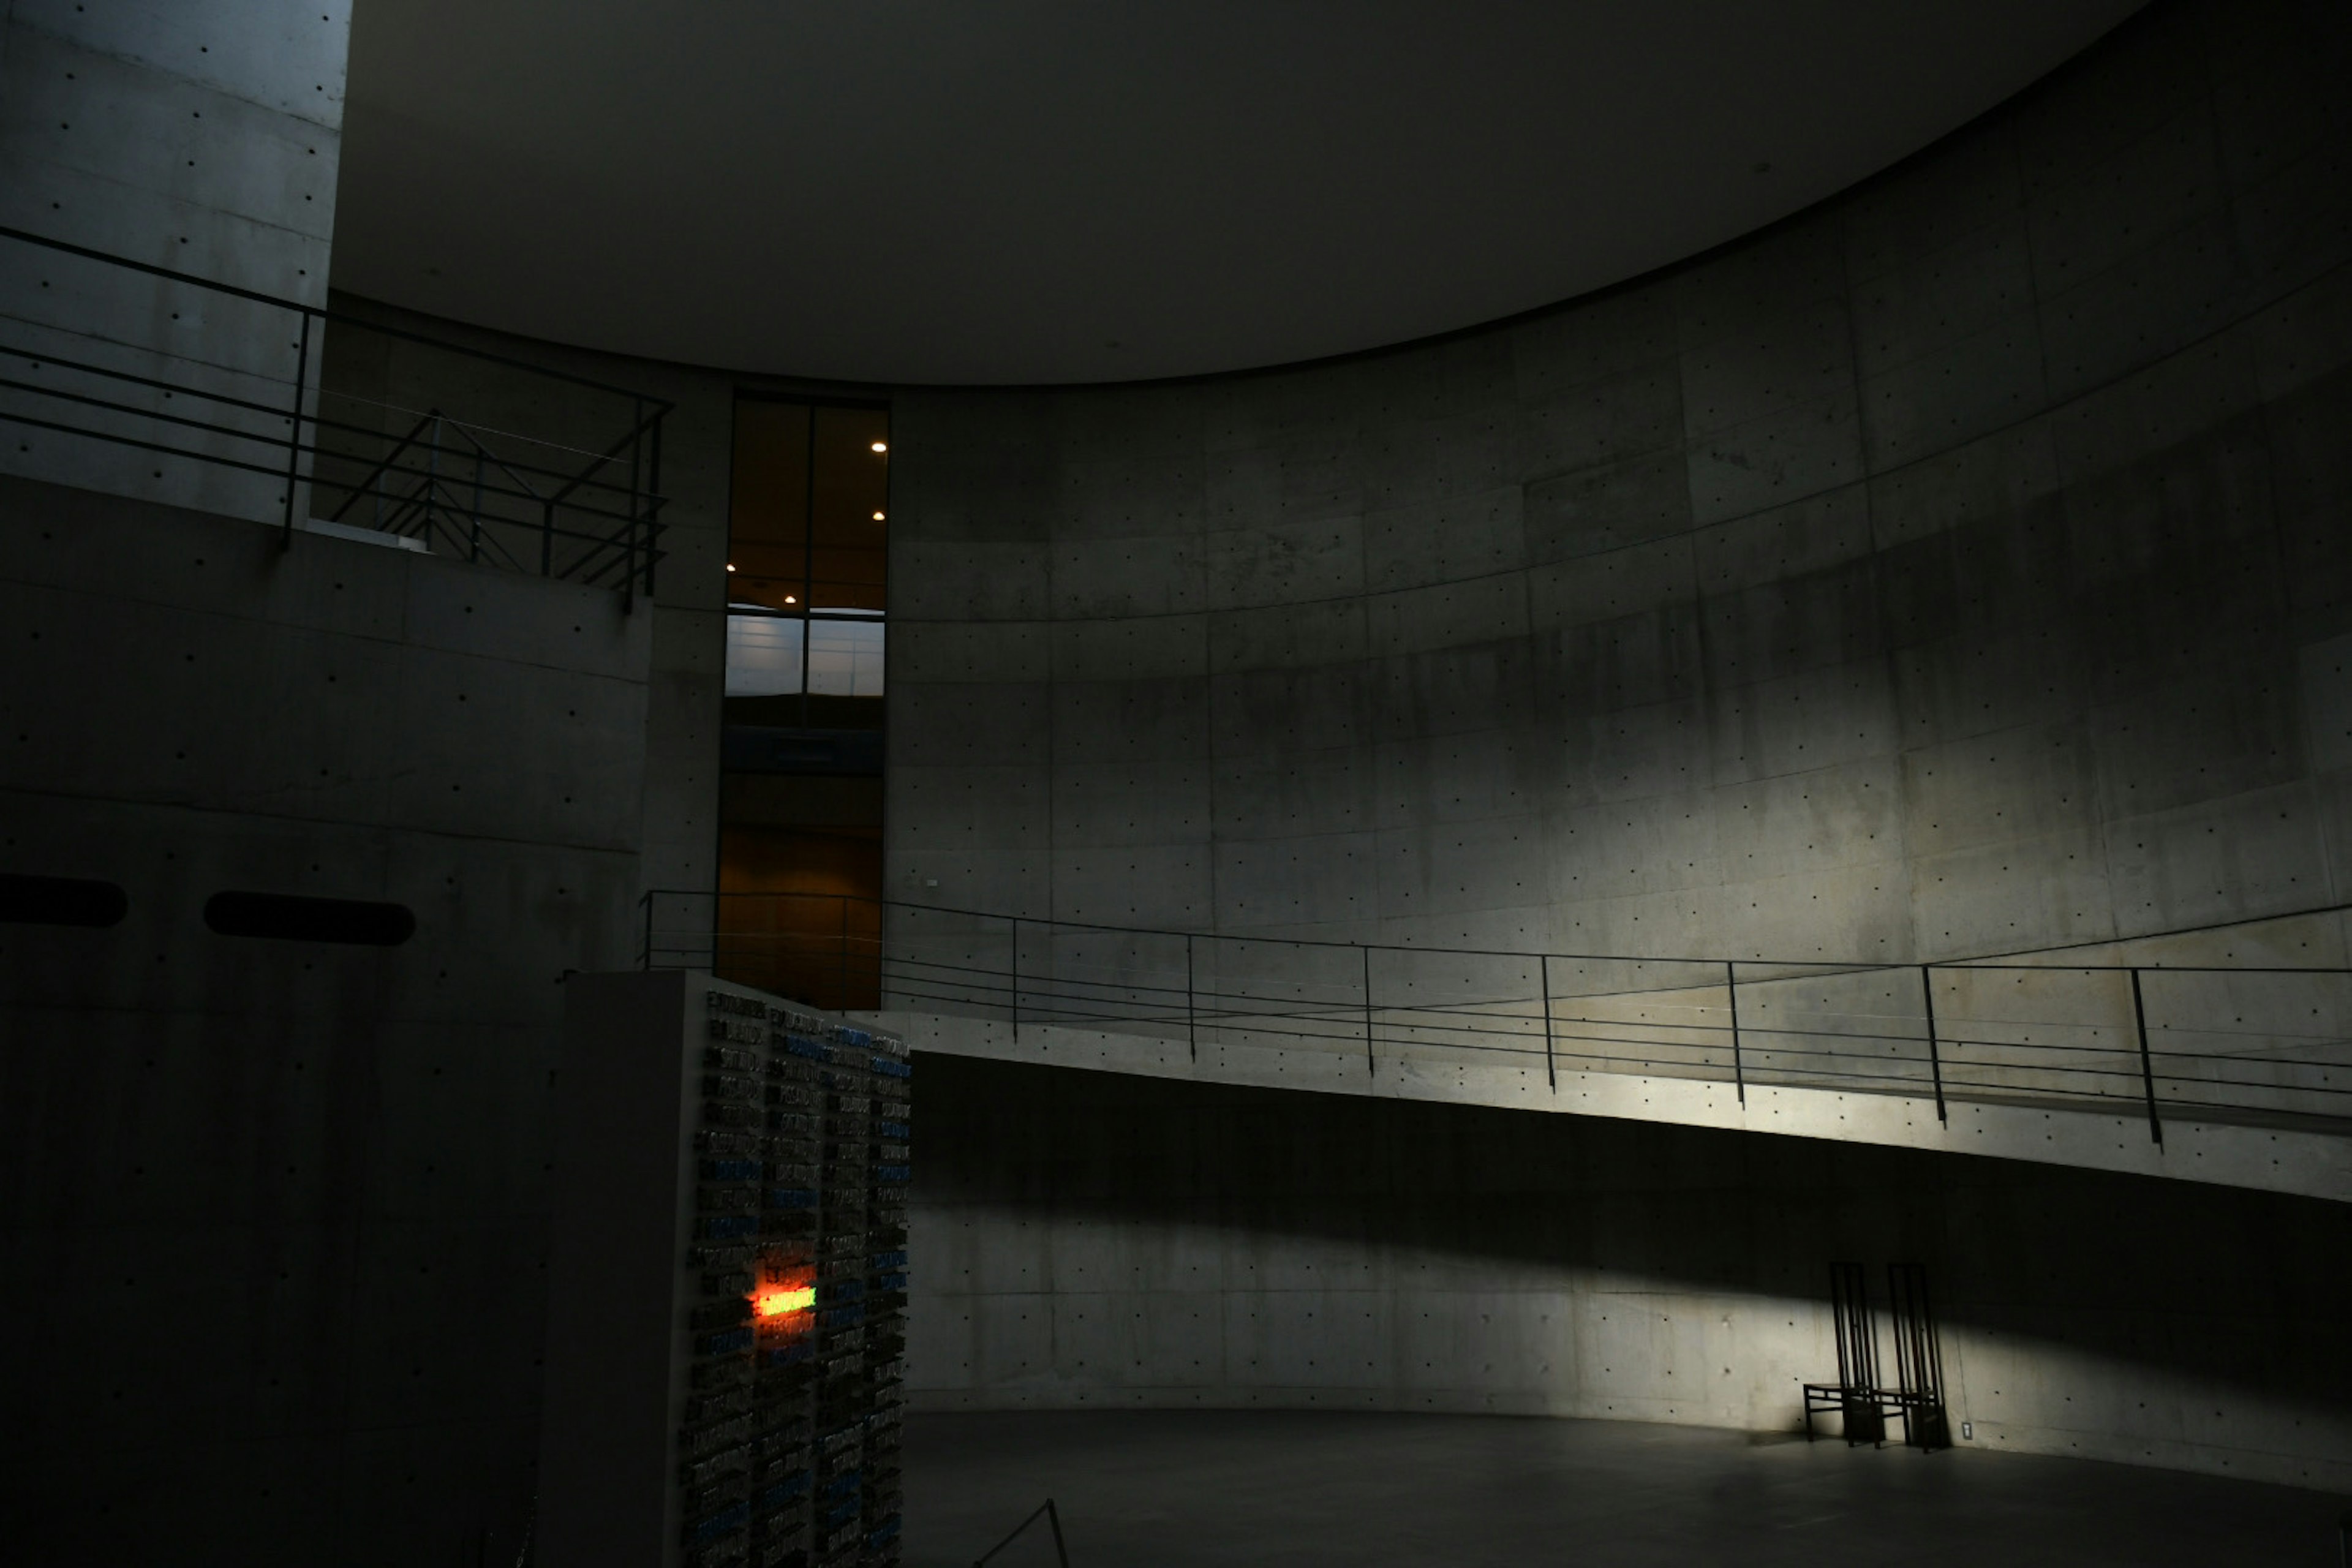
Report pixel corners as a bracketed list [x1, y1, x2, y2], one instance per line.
[645, 894, 2352, 1203]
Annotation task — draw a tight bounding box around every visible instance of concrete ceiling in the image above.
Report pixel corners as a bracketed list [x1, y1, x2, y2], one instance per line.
[333, 0, 2144, 386]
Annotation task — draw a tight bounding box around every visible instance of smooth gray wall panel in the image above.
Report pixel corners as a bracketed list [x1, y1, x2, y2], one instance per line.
[888, 0, 2352, 968]
[0, 475, 649, 1565]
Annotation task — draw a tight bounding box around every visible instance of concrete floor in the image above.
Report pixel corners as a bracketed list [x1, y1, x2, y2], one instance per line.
[902, 1410, 2350, 1567]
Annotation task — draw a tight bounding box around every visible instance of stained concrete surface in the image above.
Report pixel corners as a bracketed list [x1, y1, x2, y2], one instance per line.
[908, 1055, 2352, 1494]
[903, 1409, 2351, 1567]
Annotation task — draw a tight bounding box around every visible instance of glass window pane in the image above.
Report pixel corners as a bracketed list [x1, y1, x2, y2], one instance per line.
[805, 616, 885, 699]
[729, 399, 809, 612]
[810, 405, 888, 613]
[725, 612, 804, 697]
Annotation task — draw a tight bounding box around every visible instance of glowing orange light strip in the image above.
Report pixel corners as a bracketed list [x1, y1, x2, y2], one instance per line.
[755, 1284, 816, 1318]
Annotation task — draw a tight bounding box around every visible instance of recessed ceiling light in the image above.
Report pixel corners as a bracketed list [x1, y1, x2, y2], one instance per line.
[784, 595, 796, 605]
[871, 441, 888, 453]
[872, 510, 885, 521]
[725, 562, 736, 571]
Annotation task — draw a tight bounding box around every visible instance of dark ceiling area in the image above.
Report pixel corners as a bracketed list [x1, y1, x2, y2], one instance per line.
[334, 0, 2146, 385]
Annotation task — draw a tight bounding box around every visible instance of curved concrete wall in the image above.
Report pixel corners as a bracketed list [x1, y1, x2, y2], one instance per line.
[911, 1054, 2352, 1491]
[886, 0, 2352, 968]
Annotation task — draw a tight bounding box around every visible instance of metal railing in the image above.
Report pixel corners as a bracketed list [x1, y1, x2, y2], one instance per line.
[0, 225, 669, 601]
[642, 892, 2352, 1137]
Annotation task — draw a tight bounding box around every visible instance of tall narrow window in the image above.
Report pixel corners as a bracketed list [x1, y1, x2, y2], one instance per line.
[718, 398, 888, 1008]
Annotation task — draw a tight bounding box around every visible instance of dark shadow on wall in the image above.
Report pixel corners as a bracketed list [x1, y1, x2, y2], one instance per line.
[912, 1053, 2352, 1440]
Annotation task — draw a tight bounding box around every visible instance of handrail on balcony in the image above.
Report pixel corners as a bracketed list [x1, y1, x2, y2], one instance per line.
[0, 224, 672, 604]
[641, 889, 2352, 1139]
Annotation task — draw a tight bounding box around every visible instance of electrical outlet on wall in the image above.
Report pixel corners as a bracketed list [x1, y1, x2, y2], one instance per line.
[1961, 1422, 1973, 1440]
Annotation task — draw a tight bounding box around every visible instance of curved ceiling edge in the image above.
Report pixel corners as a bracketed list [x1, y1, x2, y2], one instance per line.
[330, 0, 2149, 386]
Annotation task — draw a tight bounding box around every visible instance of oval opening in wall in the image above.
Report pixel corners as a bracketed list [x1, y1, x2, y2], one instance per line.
[0, 873, 129, 928]
[203, 891, 417, 946]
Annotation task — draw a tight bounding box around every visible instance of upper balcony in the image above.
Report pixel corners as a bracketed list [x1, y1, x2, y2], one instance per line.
[0, 225, 670, 603]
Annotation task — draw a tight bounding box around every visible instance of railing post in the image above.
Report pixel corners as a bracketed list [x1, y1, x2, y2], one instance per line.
[469, 446, 485, 562]
[624, 396, 643, 615]
[1186, 932, 1197, 1063]
[1726, 959, 1744, 1105]
[639, 890, 652, 971]
[1363, 944, 1376, 1079]
[1044, 1498, 1069, 1568]
[282, 309, 311, 548]
[540, 497, 555, 576]
[424, 414, 443, 546]
[1540, 952, 1556, 1091]
[1920, 964, 1947, 1124]
[839, 895, 850, 1011]
[2130, 967, 2163, 1146]
[646, 412, 664, 598]
[623, 506, 638, 613]
[1010, 914, 1020, 1042]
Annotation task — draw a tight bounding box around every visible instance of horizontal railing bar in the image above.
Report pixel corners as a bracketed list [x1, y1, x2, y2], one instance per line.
[307, 420, 650, 505]
[697, 976, 2341, 1070]
[891, 979, 1882, 1062]
[2151, 1070, 2352, 1096]
[2147, 1023, 2352, 1047]
[707, 939, 2352, 1063]
[671, 889, 2352, 977]
[876, 982, 2340, 1104]
[2, 341, 659, 486]
[0, 412, 665, 594]
[0, 406, 305, 481]
[0, 371, 296, 450]
[1945, 962, 2352, 976]
[1, 347, 661, 505]
[311, 458, 649, 521]
[311, 476, 671, 548]
[317, 386, 660, 467]
[0, 223, 677, 411]
[883, 953, 1371, 1017]
[3, 342, 309, 424]
[3, 386, 670, 543]
[662, 892, 2352, 1125]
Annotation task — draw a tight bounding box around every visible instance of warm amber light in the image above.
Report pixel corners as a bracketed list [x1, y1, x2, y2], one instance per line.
[872, 511, 885, 521]
[725, 563, 736, 572]
[870, 441, 888, 453]
[783, 595, 796, 605]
